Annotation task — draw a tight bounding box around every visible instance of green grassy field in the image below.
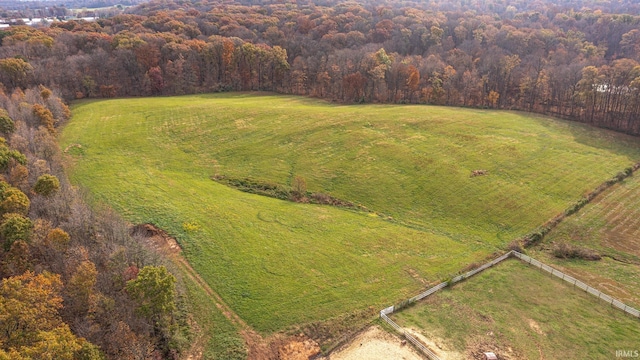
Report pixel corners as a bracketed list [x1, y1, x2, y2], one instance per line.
[60, 93, 640, 333]
[391, 260, 640, 359]
[531, 170, 640, 309]
[177, 266, 246, 359]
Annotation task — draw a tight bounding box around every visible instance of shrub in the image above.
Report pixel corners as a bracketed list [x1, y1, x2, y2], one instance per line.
[552, 242, 601, 261]
[8, 163, 28, 189]
[39, 84, 52, 100]
[1, 213, 33, 251]
[0, 108, 15, 134]
[45, 228, 71, 249]
[33, 174, 60, 196]
[564, 197, 589, 216]
[291, 175, 307, 201]
[460, 261, 482, 273]
[182, 221, 200, 233]
[0, 186, 30, 215]
[507, 240, 523, 252]
[214, 176, 291, 200]
[32, 104, 56, 134]
[0, 138, 27, 170]
[310, 192, 332, 204]
[522, 225, 551, 247]
[126, 265, 176, 323]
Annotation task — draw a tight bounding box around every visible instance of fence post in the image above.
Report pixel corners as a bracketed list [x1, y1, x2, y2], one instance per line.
[513, 251, 640, 321]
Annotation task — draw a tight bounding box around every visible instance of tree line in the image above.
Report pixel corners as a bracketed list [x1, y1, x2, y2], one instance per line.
[0, 0, 638, 133]
[1, 0, 640, 358]
[0, 87, 191, 358]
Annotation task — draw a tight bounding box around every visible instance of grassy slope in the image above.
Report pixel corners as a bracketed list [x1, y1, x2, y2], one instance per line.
[532, 171, 640, 308]
[392, 260, 640, 359]
[178, 267, 246, 359]
[60, 93, 640, 333]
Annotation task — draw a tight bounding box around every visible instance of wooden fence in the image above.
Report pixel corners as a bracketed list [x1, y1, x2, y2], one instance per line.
[380, 250, 639, 359]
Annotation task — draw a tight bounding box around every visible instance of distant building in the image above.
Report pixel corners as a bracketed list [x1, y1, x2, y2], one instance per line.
[0, 15, 98, 28]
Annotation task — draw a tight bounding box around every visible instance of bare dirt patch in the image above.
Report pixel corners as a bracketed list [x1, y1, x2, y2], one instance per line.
[404, 328, 461, 360]
[527, 319, 544, 336]
[279, 334, 322, 360]
[405, 268, 428, 285]
[131, 223, 182, 256]
[63, 143, 83, 153]
[470, 170, 488, 177]
[465, 336, 522, 360]
[318, 325, 425, 360]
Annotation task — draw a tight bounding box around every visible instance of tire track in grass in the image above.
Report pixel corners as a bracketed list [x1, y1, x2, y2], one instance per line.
[175, 255, 275, 360]
[137, 224, 272, 359]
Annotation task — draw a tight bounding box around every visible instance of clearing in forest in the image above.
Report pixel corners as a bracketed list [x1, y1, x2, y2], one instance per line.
[60, 93, 640, 337]
[390, 259, 640, 360]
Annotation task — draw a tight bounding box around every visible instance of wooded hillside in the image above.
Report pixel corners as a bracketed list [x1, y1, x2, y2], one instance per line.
[0, 87, 190, 359]
[0, 0, 639, 133]
[1, 0, 640, 358]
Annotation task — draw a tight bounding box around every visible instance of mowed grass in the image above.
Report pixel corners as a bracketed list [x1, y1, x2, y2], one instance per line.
[391, 260, 640, 359]
[533, 171, 640, 308]
[60, 93, 640, 332]
[177, 267, 246, 359]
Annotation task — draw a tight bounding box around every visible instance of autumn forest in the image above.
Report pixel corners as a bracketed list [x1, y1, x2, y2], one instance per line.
[0, 0, 640, 359]
[1, 0, 640, 134]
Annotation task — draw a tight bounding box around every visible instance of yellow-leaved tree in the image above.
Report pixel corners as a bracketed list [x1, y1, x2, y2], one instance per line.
[0, 271, 101, 359]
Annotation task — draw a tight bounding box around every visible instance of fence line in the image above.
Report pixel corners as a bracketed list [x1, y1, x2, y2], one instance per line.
[511, 251, 640, 319]
[407, 250, 514, 305]
[380, 251, 514, 359]
[380, 313, 441, 360]
[379, 250, 639, 359]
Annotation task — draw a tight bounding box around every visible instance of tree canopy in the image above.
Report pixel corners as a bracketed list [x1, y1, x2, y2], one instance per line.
[0, 271, 83, 359]
[0, 0, 637, 133]
[126, 265, 176, 324]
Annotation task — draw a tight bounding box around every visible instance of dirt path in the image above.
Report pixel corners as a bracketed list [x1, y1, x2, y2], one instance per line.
[132, 224, 320, 360]
[175, 254, 276, 359]
[318, 325, 425, 360]
[403, 328, 461, 360]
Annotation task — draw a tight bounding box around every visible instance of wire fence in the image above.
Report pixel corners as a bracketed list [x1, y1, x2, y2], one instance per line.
[512, 251, 640, 319]
[380, 250, 639, 359]
[379, 312, 441, 360]
[379, 251, 513, 359]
